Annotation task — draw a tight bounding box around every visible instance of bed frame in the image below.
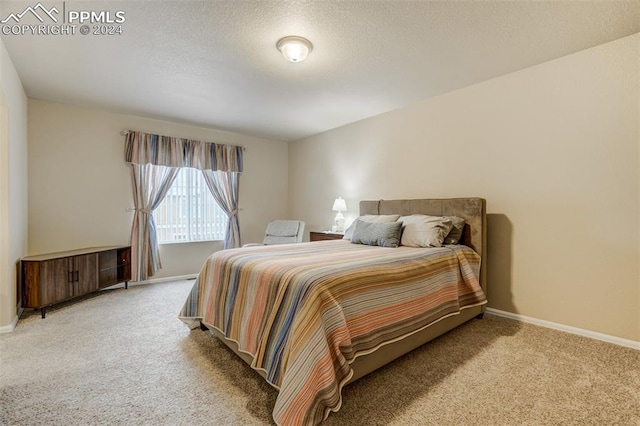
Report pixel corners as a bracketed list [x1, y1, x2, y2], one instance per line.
[203, 197, 487, 385]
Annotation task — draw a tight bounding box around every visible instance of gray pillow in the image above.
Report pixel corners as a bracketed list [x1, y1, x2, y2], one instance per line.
[443, 216, 465, 245]
[351, 220, 402, 248]
[343, 214, 401, 240]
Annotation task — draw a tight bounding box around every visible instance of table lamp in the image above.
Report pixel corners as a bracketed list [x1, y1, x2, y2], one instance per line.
[332, 197, 347, 233]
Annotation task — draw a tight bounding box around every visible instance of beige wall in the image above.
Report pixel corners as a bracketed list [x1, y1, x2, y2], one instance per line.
[290, 34, 640, 342]
[28, 99, 289, 280]
[0, 39, 28, 330]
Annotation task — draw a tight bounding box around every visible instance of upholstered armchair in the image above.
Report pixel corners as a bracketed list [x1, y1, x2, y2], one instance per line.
[243, 220, 305, 247]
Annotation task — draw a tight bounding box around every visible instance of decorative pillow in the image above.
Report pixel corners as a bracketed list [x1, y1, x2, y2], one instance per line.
[350, 220, 402, 248]
[343, 214, 401, 240]
[443, 216, 465, 245]
[399, 215, 453, 248]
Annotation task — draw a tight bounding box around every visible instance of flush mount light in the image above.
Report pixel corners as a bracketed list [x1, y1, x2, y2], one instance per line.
[276, 36, 313, 63]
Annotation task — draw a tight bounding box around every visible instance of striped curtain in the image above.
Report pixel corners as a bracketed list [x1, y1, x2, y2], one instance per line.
[130, 164, 179, 281]
[124, 131, 243, 172]
[202, 170, 241, 249]
[125, 131, 244, 280]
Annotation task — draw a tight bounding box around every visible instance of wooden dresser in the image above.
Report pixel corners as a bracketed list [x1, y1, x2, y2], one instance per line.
[20, 246, 131, 318]
[309, 231, 344, 241]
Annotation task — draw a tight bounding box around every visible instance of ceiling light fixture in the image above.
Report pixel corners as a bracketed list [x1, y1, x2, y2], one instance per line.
[276, 36, 313, 63]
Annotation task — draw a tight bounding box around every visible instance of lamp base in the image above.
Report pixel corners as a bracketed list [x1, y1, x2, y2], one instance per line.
[334, 212, 345, 233]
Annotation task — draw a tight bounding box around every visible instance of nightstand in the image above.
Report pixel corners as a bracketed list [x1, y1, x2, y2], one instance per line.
[309, 231, 344, 242]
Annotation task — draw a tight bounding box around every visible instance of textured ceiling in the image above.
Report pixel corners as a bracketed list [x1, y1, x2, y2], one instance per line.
[1, 1, 639, 141]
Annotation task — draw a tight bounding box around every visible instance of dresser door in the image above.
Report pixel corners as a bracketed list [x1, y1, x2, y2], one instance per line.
[74, 254, 99, 295]
[40, 258, 73, 304]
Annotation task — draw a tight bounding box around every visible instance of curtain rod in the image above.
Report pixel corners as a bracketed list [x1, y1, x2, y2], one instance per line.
[120, 130, 247, 151]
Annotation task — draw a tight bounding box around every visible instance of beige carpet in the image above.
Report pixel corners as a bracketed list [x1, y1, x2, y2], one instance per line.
[1, 280, 638, 425]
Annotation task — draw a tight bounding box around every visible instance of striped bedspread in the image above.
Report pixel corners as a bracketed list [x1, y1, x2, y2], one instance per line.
[179, 240, 486, 425]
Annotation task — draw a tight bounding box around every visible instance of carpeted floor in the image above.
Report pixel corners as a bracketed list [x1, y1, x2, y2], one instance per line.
[1, 280, 638, 425]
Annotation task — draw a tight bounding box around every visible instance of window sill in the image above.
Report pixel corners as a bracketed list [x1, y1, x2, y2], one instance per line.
[159, 240, 223, 246]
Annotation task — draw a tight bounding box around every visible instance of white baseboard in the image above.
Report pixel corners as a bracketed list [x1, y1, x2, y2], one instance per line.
[485, 308, 640, 351]
[0, 315, 18, 334]
[130, 274, 198, 286]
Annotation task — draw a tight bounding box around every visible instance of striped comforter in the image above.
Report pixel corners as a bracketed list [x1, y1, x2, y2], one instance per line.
[179, 240, 486, 425]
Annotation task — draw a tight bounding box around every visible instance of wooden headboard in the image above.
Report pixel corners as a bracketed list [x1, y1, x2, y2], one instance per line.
[360, 198, 487, 293]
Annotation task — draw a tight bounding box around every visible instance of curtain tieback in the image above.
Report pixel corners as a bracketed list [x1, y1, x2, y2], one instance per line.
[229, 209, 239, 216]
[135, 208, 152, 214]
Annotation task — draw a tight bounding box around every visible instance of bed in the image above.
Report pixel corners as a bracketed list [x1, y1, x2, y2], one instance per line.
[179, 197, 487, 425]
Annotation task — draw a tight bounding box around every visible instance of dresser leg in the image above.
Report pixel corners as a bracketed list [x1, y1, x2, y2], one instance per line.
[41, 307, 46, 319]
[125, 281, 128, 289]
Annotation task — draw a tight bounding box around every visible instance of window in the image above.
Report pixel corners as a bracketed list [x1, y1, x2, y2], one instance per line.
[154, 168, 227, 243]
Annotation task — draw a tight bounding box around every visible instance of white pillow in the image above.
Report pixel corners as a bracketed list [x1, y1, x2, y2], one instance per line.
[343, 214, 400, 240]
[399, 215, 453, 248]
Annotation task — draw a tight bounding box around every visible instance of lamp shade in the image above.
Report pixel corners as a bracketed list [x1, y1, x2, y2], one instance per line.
[332, 197, 347, 212]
